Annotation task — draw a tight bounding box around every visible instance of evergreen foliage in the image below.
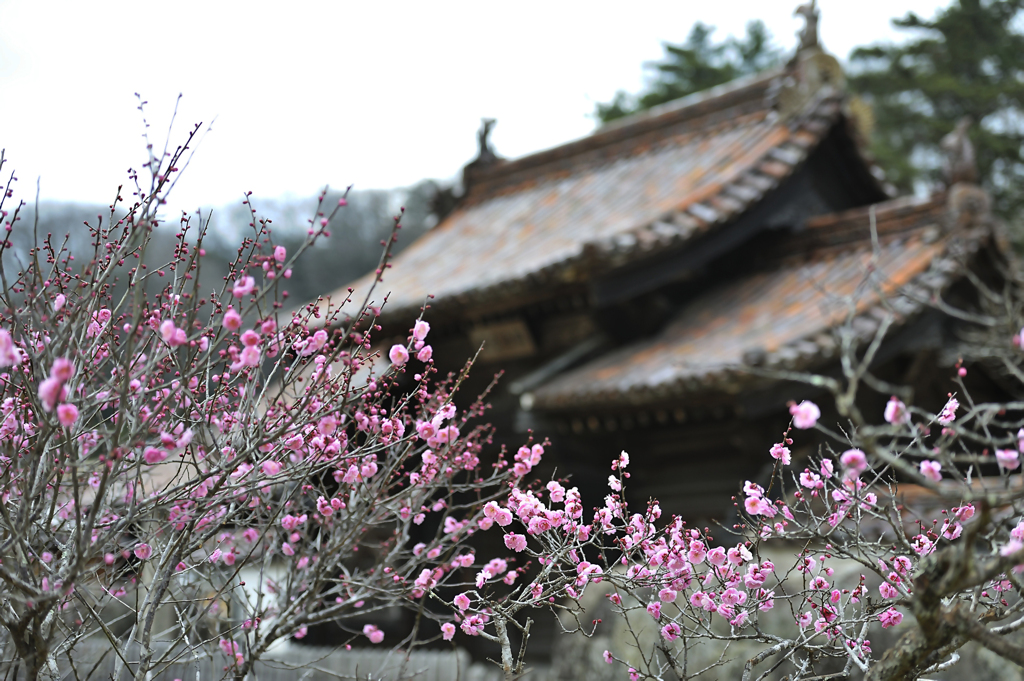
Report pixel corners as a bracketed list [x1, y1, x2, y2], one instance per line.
[597, 2, 1024, 223]
[848, 0, 1024, 219]
[595, 21, 781, 124]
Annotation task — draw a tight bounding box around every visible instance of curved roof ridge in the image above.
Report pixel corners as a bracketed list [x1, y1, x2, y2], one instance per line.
[804, 193, 942, 230]
[595, 69, 784, 135]
[464, 70, 783, 201]
[321, 58, 882, 326]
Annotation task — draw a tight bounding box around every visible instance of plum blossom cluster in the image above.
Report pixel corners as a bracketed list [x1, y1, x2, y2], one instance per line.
[4, 122, 1024, 681]
[515, 358, 1024, 680]
[626, 366, 1024, 680]
[0, 145, 563, 681]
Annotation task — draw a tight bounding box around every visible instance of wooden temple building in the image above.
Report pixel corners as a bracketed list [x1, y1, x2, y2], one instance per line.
[328, 35, 1007, 523]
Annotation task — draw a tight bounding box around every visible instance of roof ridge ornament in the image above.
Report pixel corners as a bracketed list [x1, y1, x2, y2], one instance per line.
[429, 119, 503, 222]
[475, 118, 499, 165]
[794, 0, 819, 52]
[940, 117, 991, 231]
[771, 2, 841, 122]
[461, 118, 504, 197]
[941, 116, 979, 186]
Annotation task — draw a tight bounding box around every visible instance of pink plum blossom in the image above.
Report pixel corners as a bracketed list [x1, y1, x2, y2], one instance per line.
[504, 533, 527, 552]
[919, 460, 942, 482]
[38, 377, 66, 413]
[800, 470, 823, 489]
[223, 308, 242, 331]
[441, 623, 456, 640]
[996, 449, 1020, 471]
[884, 396, 910, 425]
[789, 400, 820, 429]
[362, 624, 384, 644]
[839, 449, 868, 476]
[769, 442, 791, 465]
[937, 397, 958, 425]
[744, 496, 773, 516]
[879, 608, 904, 628]
[721, 588, 747, 605]
[50, 358, 74, 382]
[690, 591, 715, 610]
[953, 505, 975, 522]
[56, 404, 79, 427]
[316, 496, 334, 517]
[235, 345, 261, 370]
[133, 543, 152, 560]
[232, 276, 256, 298]
[941, 520, 962, 540]
[143, 447, 167, 464]
[0, 329, 21, 367]
[461, 616, 485, 636]
[240, 330, 260, 347]
[160, 320, 186, 346]
[389, 344, 409, 366]
[729, 544, 753, 564]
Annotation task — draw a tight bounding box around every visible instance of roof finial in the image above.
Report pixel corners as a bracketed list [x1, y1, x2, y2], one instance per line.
[794, 0, 819, 51]
[476, 118, 498, 164]
[462, 118, 503, 196]
[940, 116, 978, 186]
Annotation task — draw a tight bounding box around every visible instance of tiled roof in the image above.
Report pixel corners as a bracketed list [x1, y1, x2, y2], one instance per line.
[330, 69, 863, 321]
[531, 194, 985, 410]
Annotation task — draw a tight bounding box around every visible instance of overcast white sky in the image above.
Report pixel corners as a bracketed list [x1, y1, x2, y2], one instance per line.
[0, 0, 947, 215]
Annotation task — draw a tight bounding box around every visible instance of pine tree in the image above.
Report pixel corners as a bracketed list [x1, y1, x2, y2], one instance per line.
[849, 0, 1024, 218]
[595, 21, 781, 124]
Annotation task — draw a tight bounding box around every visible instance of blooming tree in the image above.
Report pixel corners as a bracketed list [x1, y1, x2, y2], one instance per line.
[0, 122, 567, 681]
[514, 319, 1024, 679]
[422, 286, 1024, 680]
[2, 114, 1024, 681]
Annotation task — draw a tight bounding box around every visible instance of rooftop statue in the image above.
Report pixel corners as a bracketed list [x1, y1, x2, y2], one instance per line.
[794, 0, 819, 51]
[475, 118, 498, 165]
[941, 116, 979, 185]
